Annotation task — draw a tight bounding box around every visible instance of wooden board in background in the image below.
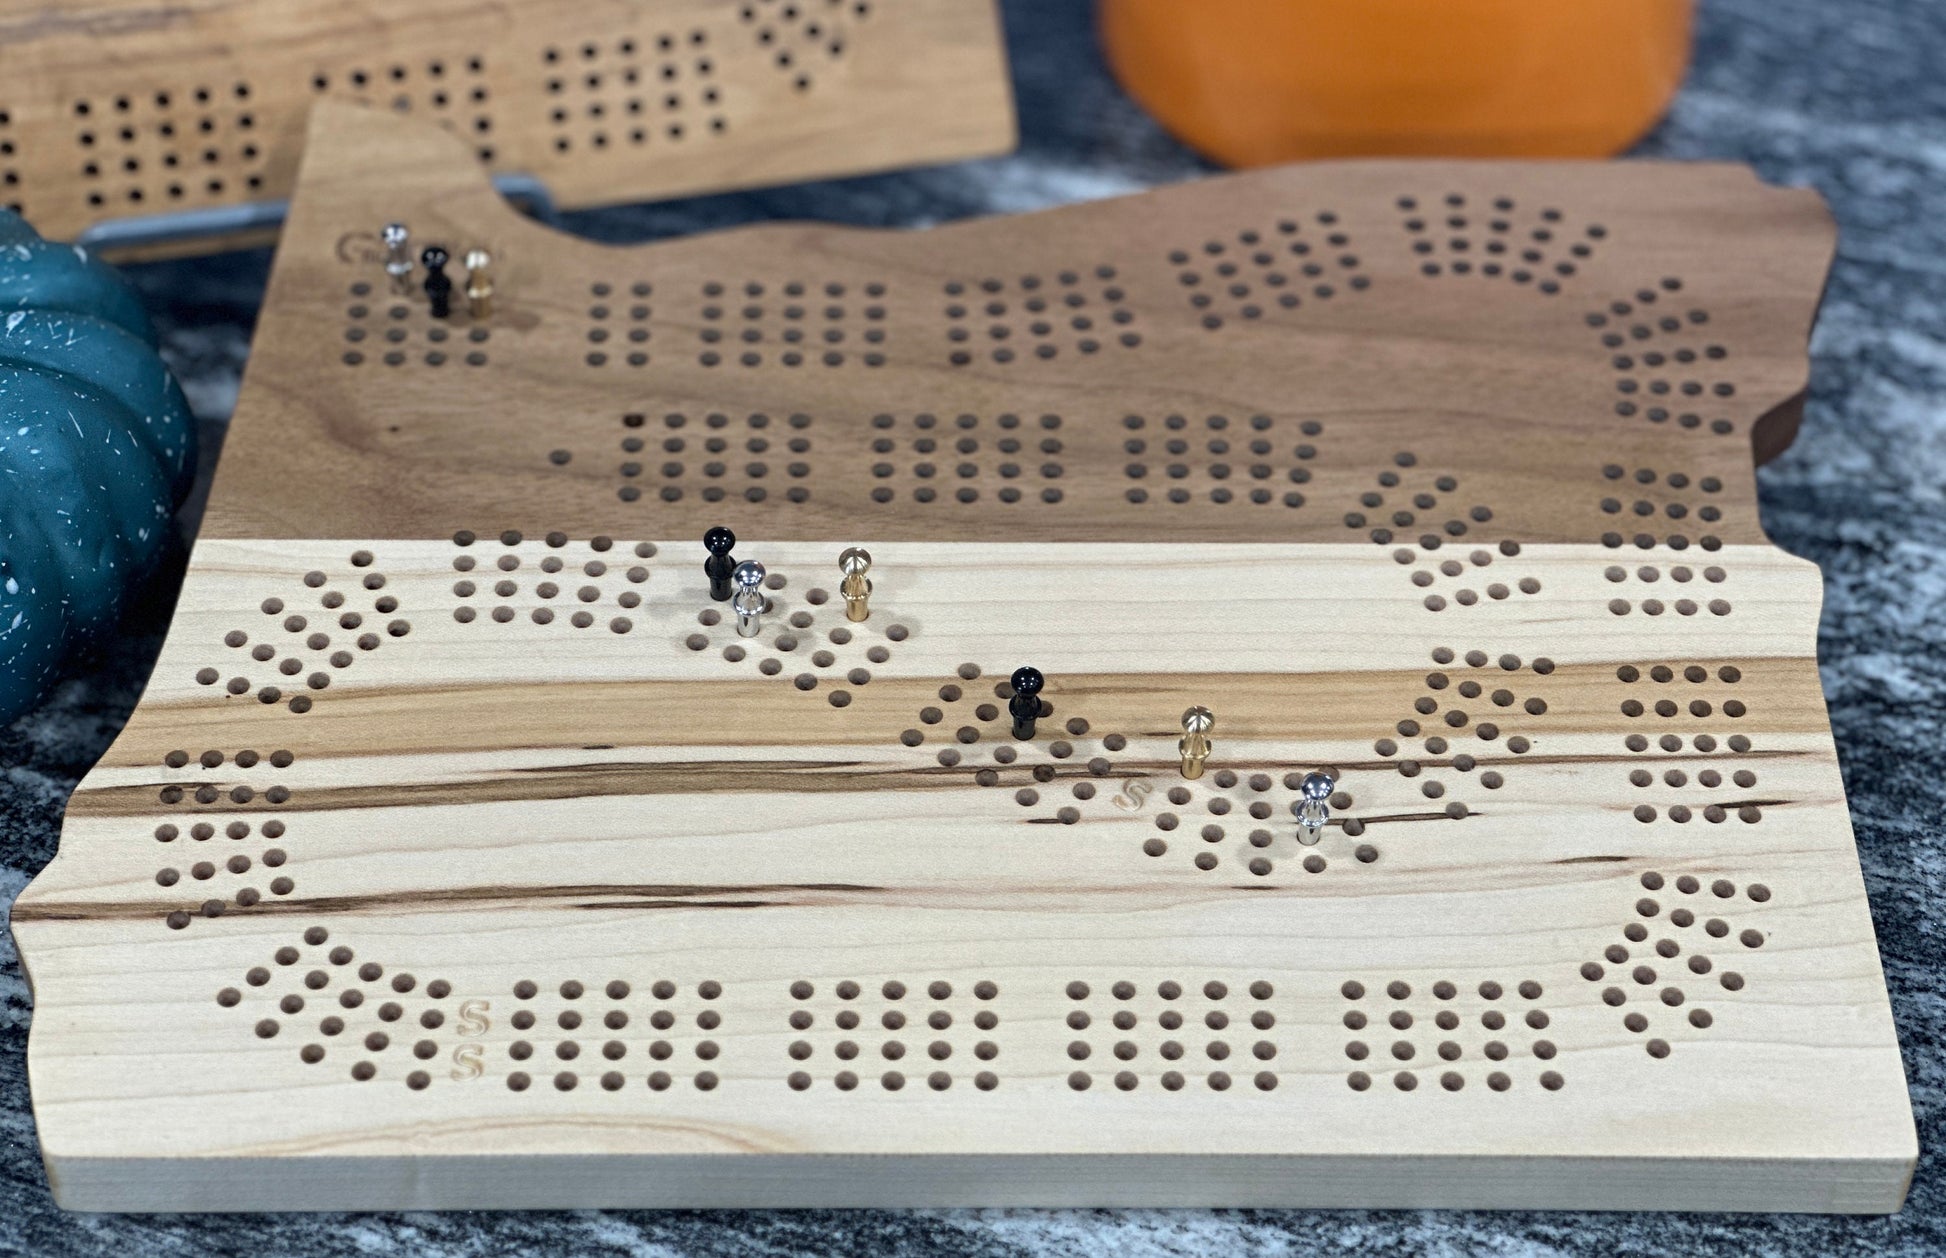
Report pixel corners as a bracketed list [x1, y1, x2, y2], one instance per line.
[11, 103, 1916, 1213]
[0, 0, 1013, 252]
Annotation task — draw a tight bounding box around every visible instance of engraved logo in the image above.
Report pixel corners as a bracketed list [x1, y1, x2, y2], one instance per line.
[336, 230, 384, 266]
[1111, 778, 1153, 811]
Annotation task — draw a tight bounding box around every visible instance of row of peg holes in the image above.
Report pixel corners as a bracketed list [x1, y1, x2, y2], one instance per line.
[618, 410, 813, 502]
[544, 31, 722, 155]
[71, 82, 265, 208]
[155, 747, 295, 925]
[343, 281, 490, 368]
[504, 977, 721, 1093]
[785, 978, 999, 1092]
[1063, 979, 1281, 1092]
[943, 268, 1138, 364]
[1341, 977, 1562, 1093]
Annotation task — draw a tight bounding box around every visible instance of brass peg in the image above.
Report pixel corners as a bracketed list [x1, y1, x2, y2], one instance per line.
[464, 248, 494, 319]
[839, 547, 872, 622]
[1179, 706, 1214, 779]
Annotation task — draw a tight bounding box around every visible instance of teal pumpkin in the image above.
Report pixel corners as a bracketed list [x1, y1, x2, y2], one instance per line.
[0, 212, 196, 722]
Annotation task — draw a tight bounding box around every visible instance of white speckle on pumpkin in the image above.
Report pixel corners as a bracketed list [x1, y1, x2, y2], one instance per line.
[3, 311, 23, 333]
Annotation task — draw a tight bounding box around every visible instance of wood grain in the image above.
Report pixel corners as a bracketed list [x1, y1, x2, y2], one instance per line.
[0, 0, 1013, 251]
[10, 105, 1915, 1213]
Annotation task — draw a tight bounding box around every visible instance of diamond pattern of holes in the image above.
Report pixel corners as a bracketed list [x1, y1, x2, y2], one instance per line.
[543, 30, 722, 156]
[1345, 452, 1538, 610]
[582, 279, 654, 367]
[341, 281, 491, 368]
[0, 109, 21, 214]
[617, 409, 815, 505]
[1062, 978, 1283, 1093]
[1340, 977, 1562, 1093]
[1580, 870, 1770, 1058]
[1616, 664, 1763, 824]
[1136, 769, 1365, 876]
[450, 531, 658, 633]
[902, 681, 1136, 817]
[1169, 213, 1366, 328]
[70, 82, 267, 212]
[154, 749, 297, 929]
[505, 977, 724, 1094]
[1121, 412, 1320, 507]
[740, 0, 873, 93]
[1596, 463, 1731, 552]
[215, 927, 459, 1090]
[1590, 284, 1738, 433]
[1370, 648, 1556, 819]
[312, 56, 494, 161]
[696, 280, 886, 369]
[942, 268, 1137, 366]
[197, 548, 405, 712]
[1397, 192, 1601, 292]
[690, 574, 910, 708]
[784, 977, 999, 1093]
[867, 412, 1066, 506]
[900, 665, 1107, 790]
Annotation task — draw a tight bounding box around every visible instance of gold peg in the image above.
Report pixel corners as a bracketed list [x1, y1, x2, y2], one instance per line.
[464, 248, 493, 319]
[839, 547, 872, 622]
[1179, 706, 1214, 780]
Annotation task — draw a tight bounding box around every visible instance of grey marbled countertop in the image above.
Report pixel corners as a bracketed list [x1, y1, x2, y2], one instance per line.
[4, 0, 1945, 1251]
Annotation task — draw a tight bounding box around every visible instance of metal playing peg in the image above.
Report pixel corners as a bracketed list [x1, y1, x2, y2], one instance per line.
[839, 547, 872, 622]
[464, 248, 493, 319]
[1179, 706, 1214, 779]
[382, 222, 412, 294]
[1295, 770, 1335, 845]
[731, 560, 767, 638]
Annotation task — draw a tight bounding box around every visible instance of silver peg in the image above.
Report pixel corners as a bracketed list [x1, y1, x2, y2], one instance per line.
[731, 560, 767, 638]
[1295, 770, 1336, 845]
[382, 222, 413, 294]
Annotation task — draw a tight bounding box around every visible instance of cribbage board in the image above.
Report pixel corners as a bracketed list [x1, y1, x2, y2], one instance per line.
[12, 102, 1917, 1213]
[0, 0, 1011, 253]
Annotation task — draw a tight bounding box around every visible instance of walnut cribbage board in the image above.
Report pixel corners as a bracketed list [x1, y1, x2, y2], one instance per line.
[12, 103, 1917, 1213]
[0, 0, 1011, 253]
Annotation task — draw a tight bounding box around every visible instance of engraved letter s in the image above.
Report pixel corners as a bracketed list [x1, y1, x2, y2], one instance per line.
[450, 1043, 484, 1081]
[456, 999, 491, 1037]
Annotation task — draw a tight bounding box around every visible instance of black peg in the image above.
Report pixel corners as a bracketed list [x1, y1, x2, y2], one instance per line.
[421, 245, 453, 318]
[1008, 666, 1044, 740]
[704, 526, 738, 601]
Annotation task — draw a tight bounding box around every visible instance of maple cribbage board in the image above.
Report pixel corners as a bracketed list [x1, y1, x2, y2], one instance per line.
[0, 0, 1012, 254]
[12, 103, 1918, 1213]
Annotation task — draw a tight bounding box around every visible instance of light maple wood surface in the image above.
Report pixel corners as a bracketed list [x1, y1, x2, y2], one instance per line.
[10, 104, 1916, 1213]
[0, 0, 1013, 251]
